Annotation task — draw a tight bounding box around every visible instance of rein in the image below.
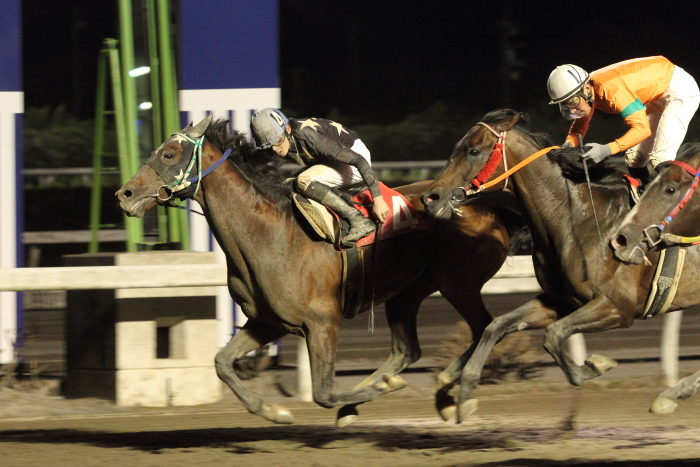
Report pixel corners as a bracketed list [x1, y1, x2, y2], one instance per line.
[454, 121, 558, 200]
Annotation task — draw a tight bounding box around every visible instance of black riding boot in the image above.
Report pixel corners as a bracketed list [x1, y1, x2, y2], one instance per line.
[301, 181, 376, 247]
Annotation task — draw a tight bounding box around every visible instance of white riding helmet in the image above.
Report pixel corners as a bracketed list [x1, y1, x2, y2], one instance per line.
[547, 64, 590, 104]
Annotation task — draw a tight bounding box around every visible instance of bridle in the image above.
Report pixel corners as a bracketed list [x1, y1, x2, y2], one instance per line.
[149, 132, 231, 203]
[641, 160, 700, 248]
[449, 121, 559, 205]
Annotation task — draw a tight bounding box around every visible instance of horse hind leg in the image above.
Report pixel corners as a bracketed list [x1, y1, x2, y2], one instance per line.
[214, 319, 290, 424]
[650, 369, 700, 414]
[305, 322, 406, 417]
[337, 290, 427, 428]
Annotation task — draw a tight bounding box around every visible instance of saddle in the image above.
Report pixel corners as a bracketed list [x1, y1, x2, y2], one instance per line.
[292, 182, 427, 248]
[292, 182, 428, 318]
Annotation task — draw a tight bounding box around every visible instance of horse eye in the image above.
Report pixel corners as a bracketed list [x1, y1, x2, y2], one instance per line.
[163, 153, 174, 160]
[468, 148, 480, 156]
[664, 186, 676, 195]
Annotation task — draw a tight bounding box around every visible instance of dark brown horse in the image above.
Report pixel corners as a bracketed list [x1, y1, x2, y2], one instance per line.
[116, 115, 511, 426]
[421, 109, 700, 421]
[611, 142, 700, 413]
[612, 142, 700, 263]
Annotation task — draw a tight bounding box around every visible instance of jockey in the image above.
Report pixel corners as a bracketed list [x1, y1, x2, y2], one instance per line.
[547, 56, 700, 187]
[250, 108, 389, 247]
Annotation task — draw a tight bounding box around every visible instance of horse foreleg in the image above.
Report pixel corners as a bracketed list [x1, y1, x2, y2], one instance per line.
[337, 291, 426, 427]
[434, 287, 492, 422]
[650, 369, 700, 414]
[214, 320, 289, 424]
[456, 296, 558, 423]
[542, 296, 627, 386]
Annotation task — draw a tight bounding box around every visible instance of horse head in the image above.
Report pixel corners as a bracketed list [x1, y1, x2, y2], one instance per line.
[116, 115, 215, 218]
[612, 143, 700, 264]
[421, 110, 524, 220]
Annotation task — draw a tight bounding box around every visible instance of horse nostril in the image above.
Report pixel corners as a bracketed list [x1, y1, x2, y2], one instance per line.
[116, 189, 132, 200]
[421, 193, 439, 205]
[613, 234, 627, 248]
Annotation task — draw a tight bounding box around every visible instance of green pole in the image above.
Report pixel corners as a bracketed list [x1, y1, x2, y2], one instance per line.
[88, 49, 108, 253]
[145, 0, 170, 244]
[118, 0, 146, 251]
[118, 0, 140, 175]
[157, 0, 189, 249]
[106, 38, 143, 252]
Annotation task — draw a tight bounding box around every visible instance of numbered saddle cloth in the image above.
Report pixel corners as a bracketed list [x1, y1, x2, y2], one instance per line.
[352, 182, 429, 247]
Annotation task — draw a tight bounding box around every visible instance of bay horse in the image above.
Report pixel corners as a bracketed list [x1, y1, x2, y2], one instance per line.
[611, 142, 700, 413]
[420, 108, 700, 421]
[116, 115, 511, 426]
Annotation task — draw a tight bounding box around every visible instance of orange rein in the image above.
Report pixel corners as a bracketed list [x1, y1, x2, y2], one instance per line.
[469, 121, 559, 194]
[479, 145, 560, 190]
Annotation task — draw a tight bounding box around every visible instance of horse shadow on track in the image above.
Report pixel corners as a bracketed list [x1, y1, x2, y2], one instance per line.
[1, 423, 698, 465]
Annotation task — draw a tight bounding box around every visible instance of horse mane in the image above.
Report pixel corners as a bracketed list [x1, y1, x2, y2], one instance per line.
[203, 119, 293, 205]
[676, 141, 700, 161]
[481, 109, 554, 150]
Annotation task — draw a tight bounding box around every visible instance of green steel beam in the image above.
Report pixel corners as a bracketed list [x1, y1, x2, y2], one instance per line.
[157, 0, 189, 249]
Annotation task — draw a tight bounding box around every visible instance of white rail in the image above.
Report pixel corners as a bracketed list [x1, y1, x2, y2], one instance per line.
[0, 255, 539, 292]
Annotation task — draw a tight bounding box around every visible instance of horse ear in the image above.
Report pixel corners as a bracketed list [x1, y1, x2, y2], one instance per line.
[190, 114, 214, 138]
[501, 113, 523, 132]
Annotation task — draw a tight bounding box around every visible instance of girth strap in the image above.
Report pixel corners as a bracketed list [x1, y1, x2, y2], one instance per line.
[641, 245, 686, 319]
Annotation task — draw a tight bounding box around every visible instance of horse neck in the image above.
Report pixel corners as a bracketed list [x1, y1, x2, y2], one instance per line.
[193, 149, 295, 255]
[505, 138, 624, 252]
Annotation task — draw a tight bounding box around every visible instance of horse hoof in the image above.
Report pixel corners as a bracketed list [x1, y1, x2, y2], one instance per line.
[585, 354, 618, 376]
[263, 404, 294, 424]
[439, 404, 456, 422]
[377, 374, 408, 392]
[650, 396, 677, 414]
[435, 390, 456, 421]
[457, 398, 478, 424]
[336, 405, 359, 428]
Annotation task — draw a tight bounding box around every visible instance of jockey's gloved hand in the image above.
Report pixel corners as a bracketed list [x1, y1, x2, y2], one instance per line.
[581, 142, 612, 164]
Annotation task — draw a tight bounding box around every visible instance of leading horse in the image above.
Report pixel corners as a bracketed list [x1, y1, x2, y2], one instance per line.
[116, 115, 511, 426]
[612, 142, 700, 412]
[421, 109, 700, 421]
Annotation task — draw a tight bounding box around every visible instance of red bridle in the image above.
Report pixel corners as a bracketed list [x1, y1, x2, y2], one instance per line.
[642, 160, 700, 247]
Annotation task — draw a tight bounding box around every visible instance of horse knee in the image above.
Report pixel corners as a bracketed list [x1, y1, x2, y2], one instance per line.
[214, 350, 234, 378]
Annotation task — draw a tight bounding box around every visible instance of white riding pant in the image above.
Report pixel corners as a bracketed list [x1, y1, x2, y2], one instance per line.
[625, 65, 700, 169]
[296, 139, 371, 190]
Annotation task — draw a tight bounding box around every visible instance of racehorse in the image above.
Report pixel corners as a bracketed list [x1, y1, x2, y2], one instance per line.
[611, 142, 700, 413]
[420, 108, 700, 421]
[116, 115, 511, 426]
[612, 142, 700, 262]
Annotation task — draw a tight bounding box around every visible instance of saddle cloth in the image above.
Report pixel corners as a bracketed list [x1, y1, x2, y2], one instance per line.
[292, 182, 428, 248]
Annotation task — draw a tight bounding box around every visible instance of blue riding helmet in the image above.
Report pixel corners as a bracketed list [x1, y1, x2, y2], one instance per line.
[251, 108, 290, 149]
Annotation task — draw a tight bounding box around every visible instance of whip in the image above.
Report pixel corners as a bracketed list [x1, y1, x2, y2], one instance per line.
[579, 135, 607, 260]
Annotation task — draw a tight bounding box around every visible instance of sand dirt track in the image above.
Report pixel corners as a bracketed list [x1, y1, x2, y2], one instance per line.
[1, 368, 699, 466]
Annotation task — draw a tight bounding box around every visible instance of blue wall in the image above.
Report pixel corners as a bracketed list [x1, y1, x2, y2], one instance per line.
[180, 0, 279, 90]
